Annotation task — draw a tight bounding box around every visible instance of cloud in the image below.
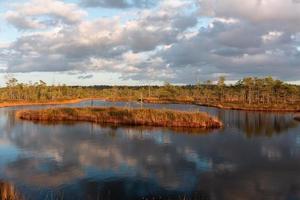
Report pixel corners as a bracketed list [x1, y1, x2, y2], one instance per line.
[80, 0, 157, 8]
[1, 0, 300, 83]
[124, 0, 300, 82]
[151, 20, 300, 82]
[2, 0, 197, 75]
[198, 0, 300, 31]
[78, 74, 93, 79]
[5, 0, 86, 30]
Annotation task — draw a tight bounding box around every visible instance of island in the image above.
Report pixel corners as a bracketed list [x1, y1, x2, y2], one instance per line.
[16, 107, 223, 129]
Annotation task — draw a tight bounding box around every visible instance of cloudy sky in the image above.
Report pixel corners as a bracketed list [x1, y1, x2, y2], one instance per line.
[0, 0, 300, 86]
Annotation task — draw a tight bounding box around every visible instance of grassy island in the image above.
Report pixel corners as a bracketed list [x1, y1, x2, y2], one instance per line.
[16, 107, 223, 129]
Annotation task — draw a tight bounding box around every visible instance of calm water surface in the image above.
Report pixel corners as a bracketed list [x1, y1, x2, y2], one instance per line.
[0, 100, 299, 200]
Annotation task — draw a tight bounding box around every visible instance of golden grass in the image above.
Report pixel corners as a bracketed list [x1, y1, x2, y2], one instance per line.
[142, 97, 300, 112]
[0, 181, 22, 200]
[0, 98, 105, 108]
[16, 107, 223, 129]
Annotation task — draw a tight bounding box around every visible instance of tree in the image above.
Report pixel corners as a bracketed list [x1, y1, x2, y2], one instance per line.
[5, 75, 18, 100]
[160, 82, 177, 98]
[217, 76, 226, 102]
[242, 77, 254, 104]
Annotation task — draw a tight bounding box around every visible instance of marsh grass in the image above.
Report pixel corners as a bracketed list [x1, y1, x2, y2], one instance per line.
[0, 181, 23, 200]
[16, 107, 223, 129]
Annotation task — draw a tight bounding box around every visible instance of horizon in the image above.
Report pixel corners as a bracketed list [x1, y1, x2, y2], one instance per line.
[1, 0, 300, 86]
[1, 75, 300, 87]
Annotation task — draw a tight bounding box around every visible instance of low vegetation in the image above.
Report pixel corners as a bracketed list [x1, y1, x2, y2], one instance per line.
[0, 181, 22, 200]
[1, 75, 300, 111]
[16, 107, 223, 129]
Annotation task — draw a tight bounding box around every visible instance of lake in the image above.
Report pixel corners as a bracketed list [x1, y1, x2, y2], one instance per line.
[0, 100, 299, 200]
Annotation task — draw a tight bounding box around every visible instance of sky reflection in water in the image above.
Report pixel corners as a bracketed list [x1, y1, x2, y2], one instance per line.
[0, 101, 299, 200]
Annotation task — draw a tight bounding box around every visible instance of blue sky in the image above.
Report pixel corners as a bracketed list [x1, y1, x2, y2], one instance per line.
[0, 2, 17, 43]
[0, 0, 300, 86]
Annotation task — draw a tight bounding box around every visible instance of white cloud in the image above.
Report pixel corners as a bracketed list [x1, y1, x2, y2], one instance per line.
[5, 0, 86, 30]
[262, 31, 284, 43]
[2, 0, 196, 75]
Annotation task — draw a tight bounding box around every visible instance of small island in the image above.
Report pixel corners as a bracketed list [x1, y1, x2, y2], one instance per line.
[16, 107, 223, 129]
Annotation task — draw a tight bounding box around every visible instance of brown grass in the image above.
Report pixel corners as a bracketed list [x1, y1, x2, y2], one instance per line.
[16, 107, 223, 129]
[196, 102, 300, 112]
[142, 97, 300, 112]
[0, 98, 105, 108]
[0, 181, 23, 200]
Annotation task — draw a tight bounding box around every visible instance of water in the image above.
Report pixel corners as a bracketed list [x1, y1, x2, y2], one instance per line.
[0, 100, 299, 200]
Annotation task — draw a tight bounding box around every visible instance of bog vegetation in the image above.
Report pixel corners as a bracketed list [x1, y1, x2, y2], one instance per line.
[0, 181, 22, 200]
[17, 107, 223, 128]
[1, 75, 300, 111]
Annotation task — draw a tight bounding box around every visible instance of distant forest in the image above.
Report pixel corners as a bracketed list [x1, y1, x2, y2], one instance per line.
[1, 76, 300, 110]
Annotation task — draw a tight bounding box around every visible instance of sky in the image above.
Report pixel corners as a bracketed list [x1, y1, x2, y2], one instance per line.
[0, 0, 300, 86]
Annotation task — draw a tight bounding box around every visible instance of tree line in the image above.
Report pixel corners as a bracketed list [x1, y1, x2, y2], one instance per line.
[1, 76, 299, 109]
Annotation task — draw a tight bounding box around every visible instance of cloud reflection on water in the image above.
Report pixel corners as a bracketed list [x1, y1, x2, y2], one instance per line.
[0, 102, 299, 199]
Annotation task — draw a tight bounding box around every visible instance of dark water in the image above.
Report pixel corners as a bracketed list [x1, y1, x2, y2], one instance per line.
[0, 100, 299, 200]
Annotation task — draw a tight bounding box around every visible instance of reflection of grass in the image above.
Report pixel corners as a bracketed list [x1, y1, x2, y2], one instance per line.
[0, 181, 23, 200]
[16, 107, 223, 129]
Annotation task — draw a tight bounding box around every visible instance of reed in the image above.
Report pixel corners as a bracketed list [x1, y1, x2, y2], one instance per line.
[16, 107, 223, 129]
[0, 181, 23, 200]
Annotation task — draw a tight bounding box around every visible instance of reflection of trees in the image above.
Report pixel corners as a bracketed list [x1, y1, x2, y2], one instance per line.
[216, 109, 298, 137]
[0, 181, 22, 200]
[0, 110, 18, 137]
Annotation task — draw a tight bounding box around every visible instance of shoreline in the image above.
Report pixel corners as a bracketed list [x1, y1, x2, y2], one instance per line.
[142, 98, 300, 113]
[195, 103, 300, 113]
[16, 107, 223, 129]
[1, 98, 300, 113]
[0, 98, 106, 108]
